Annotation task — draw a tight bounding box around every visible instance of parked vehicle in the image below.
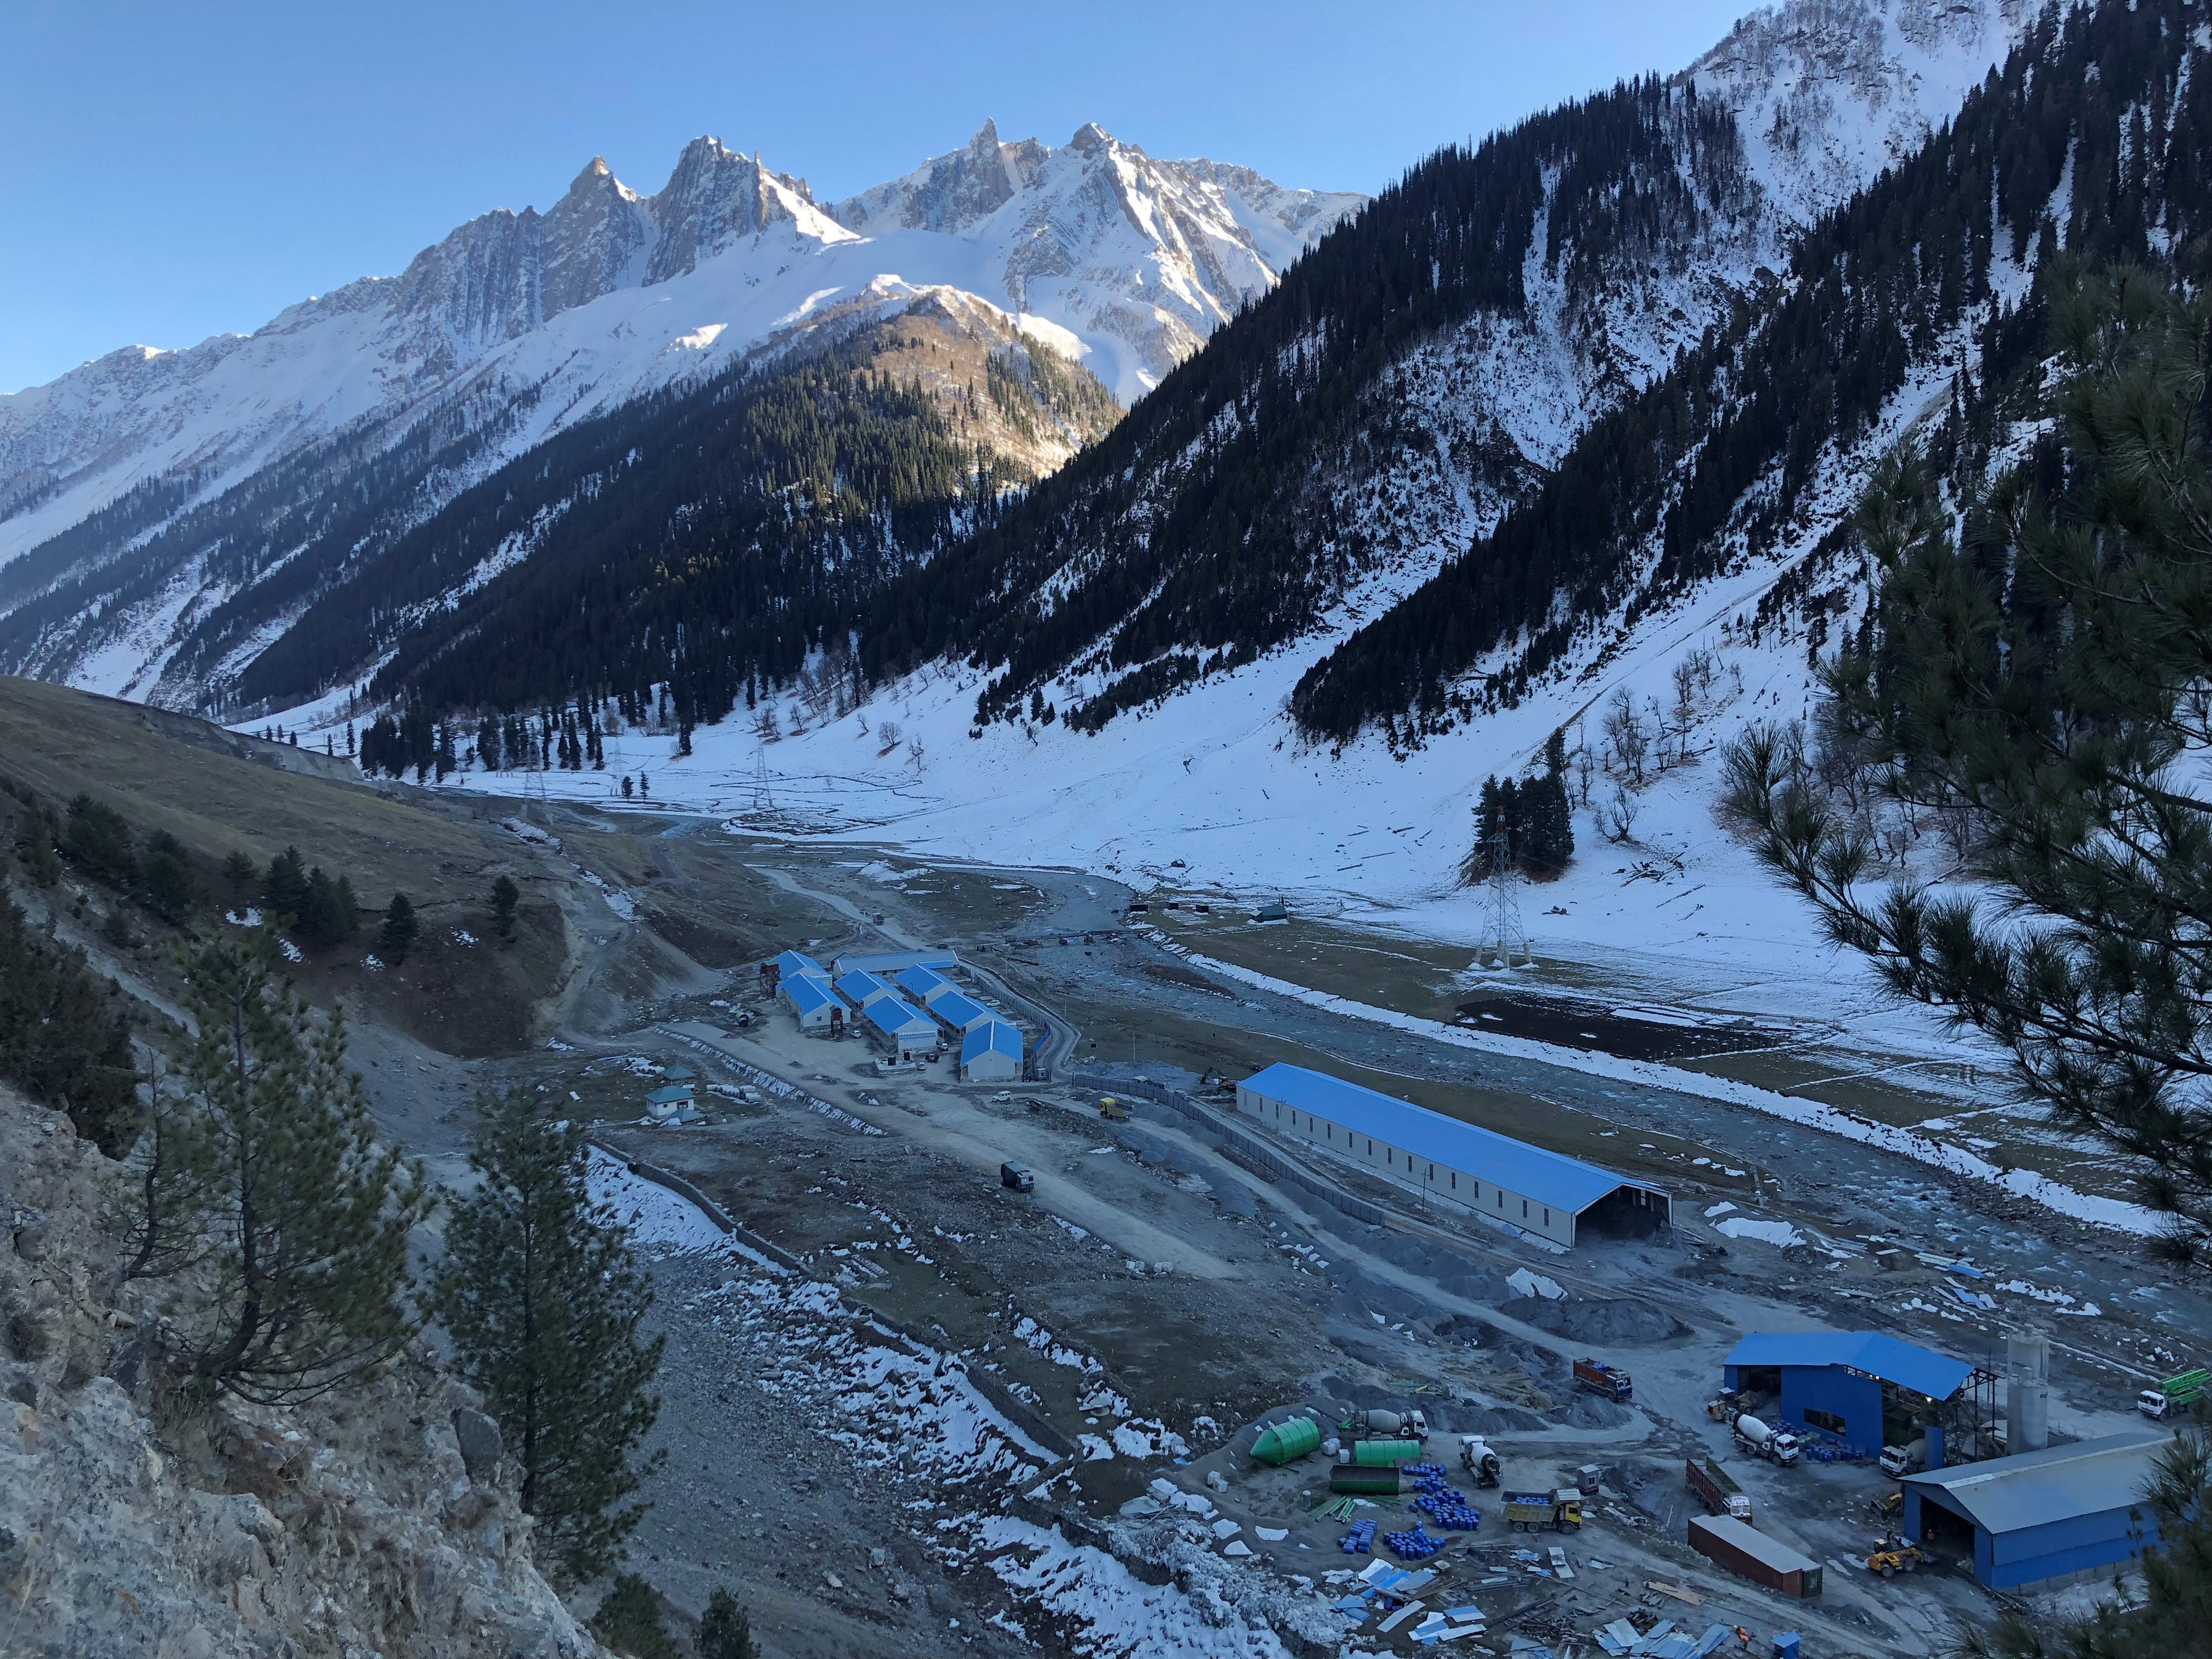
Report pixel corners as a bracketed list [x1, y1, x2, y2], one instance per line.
[1878, 1439, 1926, 1478]
[2138, 1366, 2209, 1419]
[1459, 1436, 1501, 1487]
[1098, 1096, 1130, 1121]
[1686, 1457, 1755, 1525]
[1866, 1532, 1931, 1578]
[1341, 1408, 1428, 1441]
[1732, 1413, 1801, 1465]
[1000, 1162, 1034, 1192]
[1502, 1491, 1583, 1533]
[1573, 1358, 1634, 1403]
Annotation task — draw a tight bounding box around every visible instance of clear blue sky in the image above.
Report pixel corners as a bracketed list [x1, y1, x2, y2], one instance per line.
[2, 0, 1755, 394]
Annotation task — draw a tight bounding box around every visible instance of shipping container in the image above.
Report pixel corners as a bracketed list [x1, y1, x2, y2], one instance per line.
[1688, 1515, 1822, 1598]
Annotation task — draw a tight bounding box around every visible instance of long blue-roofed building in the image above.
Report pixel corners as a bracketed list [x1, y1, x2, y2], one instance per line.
[778, 972, 841, 1031]
[862, 996, 940, 1061]
[1234, 1063, 1670, 1248]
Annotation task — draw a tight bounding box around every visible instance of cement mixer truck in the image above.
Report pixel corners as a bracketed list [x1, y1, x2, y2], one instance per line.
[1459, 1435, 1502, 1487]
[1731, 1413, 1801, 1466]
[1340, 1408, 1429, 1441]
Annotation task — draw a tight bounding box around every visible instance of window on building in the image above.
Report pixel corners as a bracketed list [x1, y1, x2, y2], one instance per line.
[1426, 1163, 1434, 1181]
[1522, 1199, 1529, 1218]
[1497, 1192, 1504, 1209]
[1804, 1408, 1846, 1436]
[1367, 1138, 1373, 1155]
[1543, 1208, 1550, 1226]
[1449, 1172, 1456, 1189]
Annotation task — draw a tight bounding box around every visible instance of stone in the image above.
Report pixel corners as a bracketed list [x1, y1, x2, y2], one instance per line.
[452, 1407, 503, 1484]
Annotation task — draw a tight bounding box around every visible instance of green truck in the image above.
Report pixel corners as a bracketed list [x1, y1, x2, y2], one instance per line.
[2137, 1367, 2208, 1419]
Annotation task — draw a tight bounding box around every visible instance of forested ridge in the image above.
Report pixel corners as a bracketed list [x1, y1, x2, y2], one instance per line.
[1293, 0, 2212, 741]
[857, 77, 1752, 726]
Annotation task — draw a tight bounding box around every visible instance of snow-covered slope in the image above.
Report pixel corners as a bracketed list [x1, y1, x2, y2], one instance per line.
[0, 123, 1361, 692]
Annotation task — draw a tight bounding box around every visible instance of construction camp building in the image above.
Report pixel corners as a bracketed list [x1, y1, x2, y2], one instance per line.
[1233, 1063, 1671, 1249]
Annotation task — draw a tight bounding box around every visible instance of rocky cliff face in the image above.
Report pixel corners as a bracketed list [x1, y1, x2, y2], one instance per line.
[0, 1084, 604, 1659]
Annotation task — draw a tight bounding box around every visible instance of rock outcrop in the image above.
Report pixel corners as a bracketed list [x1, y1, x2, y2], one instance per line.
[0, 1084, 606, 1659]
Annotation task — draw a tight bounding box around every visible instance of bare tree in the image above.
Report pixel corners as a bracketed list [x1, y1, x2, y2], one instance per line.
[1602, 784, 1639, 843]
[1602, 689, 1649, 786]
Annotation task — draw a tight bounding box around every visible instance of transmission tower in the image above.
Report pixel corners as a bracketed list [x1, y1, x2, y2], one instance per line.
[1482, 840, 1527, 969]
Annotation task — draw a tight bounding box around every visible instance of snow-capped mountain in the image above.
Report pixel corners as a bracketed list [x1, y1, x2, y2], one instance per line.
[0, 122, 1359, 700]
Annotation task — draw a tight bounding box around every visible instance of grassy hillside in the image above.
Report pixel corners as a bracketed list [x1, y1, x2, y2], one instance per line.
[0, 674, 484, 899]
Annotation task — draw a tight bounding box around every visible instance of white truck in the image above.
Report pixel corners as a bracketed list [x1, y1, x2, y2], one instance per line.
[1731, 1413, 1801, 1465]
[1459, 1435, 1502, 1487]
[1347, 1408, 1429, 1441]
[1880, 1438, 1926, 1477]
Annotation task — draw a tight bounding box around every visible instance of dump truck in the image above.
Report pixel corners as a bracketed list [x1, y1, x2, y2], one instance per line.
[1732, 1413, 1801, 1465]
[1686, 1457, 1755, 1525]
[2137, 1366, 2209, 1419]
[1459, 1435, 1502, 1487]
[1573, 1358, 1634, 1403]
[999, 1162, 1034, 1192]
[1502, 1490, 1583, 1533]
[1098, 1096, 1130, 1121]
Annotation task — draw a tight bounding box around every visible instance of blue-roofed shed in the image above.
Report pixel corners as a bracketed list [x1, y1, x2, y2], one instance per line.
[834, 950, 958, 977]
[928, 990, 997, 1033]
[778, 972, 840, 1030]
[774, 949, 825, 983]
[894, 966, 958, 1007]
[1903, 1430, 2172, 1587]
[834, 969, 900, 1010]
[960, 1020, 1023, 1082]
[1724, 1331, 1975, 1456]
[1234, 1063, 1669, 1249]
[645, 1084, 694, 1106]
[863, 996, 939, 1059]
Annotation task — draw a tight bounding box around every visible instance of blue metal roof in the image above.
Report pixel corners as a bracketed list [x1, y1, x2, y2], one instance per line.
[645, 1084, 693, 1104]
[1239, 1063, 1661, 1215]
[834, 969, 898, 1007]
[834, 950, 958, 976]
[781, 974, 838, 1015]
[1723, 1331, 1975, 1401]
[929, 990, 996, 1031]
[775, 949, 825, 980]
[962, 1020, 1023, 1064]
[1904, 1430, 2172, 1533]
[895, 966, 956, 1003]
[864, 996, 937, 1038]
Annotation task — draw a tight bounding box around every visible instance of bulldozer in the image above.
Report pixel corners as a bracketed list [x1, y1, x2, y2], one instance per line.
[1867, 1531, 1930, 1579]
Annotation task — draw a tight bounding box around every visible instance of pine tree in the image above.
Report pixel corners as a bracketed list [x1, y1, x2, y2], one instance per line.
[1726, 268, 2212, 1263]
[140, 830, 199, 922]
[262, 846, 311, 923]
[163, 931, 428, 1400]
[697, 1588, 760, 1659]
[0, 896, 137, 1153]
[590, 1574, 681, 1659]
[380, 893, 419, 964]
[222, 850, 258, 905]
[1521, 772, 1575, 879]
[431, 1087, 664, 1585]
[490, 874, 520, 940]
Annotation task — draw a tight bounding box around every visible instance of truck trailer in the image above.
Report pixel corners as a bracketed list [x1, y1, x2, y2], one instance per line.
[1685, 1457, 1754, 1525]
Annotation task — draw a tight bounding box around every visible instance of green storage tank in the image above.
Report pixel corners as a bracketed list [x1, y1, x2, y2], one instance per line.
[1351, 1438, 1423, 1467]
[1250, 1417, 1322, 1466]
[1329, 1463, 1404, 1495]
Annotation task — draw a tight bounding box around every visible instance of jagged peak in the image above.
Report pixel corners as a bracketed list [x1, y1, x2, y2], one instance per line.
[1067, 121, 1114, 155]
